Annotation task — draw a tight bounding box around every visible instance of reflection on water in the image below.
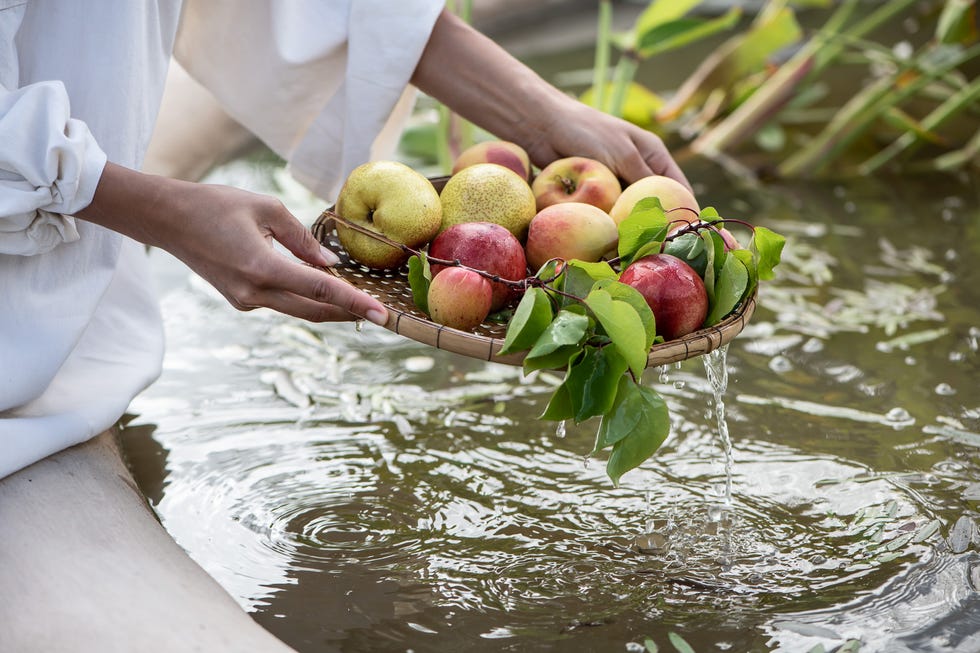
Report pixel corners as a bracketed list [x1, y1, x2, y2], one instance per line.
[125, 159, 979, 653]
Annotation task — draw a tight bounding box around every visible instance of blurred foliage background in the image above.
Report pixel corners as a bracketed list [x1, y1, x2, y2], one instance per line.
[414, 0, 978, 181]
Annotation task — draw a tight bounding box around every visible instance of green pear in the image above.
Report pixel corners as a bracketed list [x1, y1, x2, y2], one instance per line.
[335, 161, 442, 269]
[439, 163, 537, 241]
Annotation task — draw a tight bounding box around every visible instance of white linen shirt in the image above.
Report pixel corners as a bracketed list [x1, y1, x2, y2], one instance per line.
[0, 0, 443, 479]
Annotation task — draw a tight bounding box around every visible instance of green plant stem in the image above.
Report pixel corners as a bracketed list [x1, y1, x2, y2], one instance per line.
[860, 76, 980, 174]
[594, 0, 613, 112]
[780, 42, 980, 176]
[609, 53, 640, 118]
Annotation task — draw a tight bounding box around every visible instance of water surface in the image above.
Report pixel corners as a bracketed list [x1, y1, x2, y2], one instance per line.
[126, 158, 980, 652]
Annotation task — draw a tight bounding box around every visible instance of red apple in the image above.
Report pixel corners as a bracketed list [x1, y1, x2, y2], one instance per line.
[524, 202, 619, 271]
[610, 175, 700, 229]
[428, 221, 527, 312]
[619, 254, 708, 341]
[427, 267, 493, 331]
[531, 156, 622, 213]
[453, 140, 532, 181]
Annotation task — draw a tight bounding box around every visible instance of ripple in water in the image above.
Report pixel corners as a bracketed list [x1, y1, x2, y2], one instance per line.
[127, 286, 972, 653]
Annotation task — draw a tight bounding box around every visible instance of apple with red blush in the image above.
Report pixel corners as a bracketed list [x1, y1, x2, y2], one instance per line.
[618, 254, 708, 341]
[427, 267, 493, 331]
[453, 140, 532, 181]
[531, 156, 622, 213]
[428, 221, 527, 312]
[524, 202, 619, 271]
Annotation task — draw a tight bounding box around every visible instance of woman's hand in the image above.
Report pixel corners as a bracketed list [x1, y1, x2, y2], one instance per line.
[522, 97, 691, 190]
[78, 163, 388, 325]
[412, 10, 691, 191]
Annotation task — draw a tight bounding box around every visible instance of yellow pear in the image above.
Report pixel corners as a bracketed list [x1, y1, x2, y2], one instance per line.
[334, 161, 442, 269]
[439, 163, 537, 241]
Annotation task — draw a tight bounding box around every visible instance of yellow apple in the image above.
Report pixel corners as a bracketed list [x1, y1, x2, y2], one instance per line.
[334, 161, 442, 270]
[609, 175, 700, 228]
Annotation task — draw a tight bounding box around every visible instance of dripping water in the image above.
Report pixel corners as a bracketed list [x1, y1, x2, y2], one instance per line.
[703, 344, 734, 505]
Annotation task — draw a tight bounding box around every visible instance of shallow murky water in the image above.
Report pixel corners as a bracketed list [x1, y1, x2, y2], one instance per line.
[124, 156, 979, 652]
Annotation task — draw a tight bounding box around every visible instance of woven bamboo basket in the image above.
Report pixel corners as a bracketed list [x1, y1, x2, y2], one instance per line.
[311, 177, 755, 368]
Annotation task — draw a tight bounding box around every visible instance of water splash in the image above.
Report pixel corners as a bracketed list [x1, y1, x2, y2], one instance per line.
[703, 345, 734, 505]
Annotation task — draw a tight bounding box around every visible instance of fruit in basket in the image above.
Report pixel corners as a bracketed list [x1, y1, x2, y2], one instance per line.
[609, 175, 700, 227]
[524, 203, 619, 271]
[428, 222, 527, 312]
[453, 140, 531, 181]
[439, 163, 537, 240]
[427, 267, 493, 330]
[618, 254, 708, 341]
[531, 156, 621, 213]
[334, 161, 442, 269]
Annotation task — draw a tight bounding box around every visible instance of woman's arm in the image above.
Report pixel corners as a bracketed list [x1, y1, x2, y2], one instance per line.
[76, 163, 388, 325]
[411, 10, 690, 189]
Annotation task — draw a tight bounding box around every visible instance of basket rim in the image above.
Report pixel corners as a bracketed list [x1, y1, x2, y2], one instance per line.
[311, 209, 755, 369]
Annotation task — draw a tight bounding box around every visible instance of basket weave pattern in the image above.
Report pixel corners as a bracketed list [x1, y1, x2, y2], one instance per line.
[310, 211, 755, 368]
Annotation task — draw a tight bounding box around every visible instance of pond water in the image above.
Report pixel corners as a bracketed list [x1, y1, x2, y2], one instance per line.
[123, 152, 979, 653]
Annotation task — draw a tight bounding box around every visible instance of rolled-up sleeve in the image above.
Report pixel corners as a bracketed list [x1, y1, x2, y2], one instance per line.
[0, 81, 108, 256]
[175, 0, 443, 200]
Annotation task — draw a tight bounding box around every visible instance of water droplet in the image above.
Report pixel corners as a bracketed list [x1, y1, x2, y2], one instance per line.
[354, 320, 364, 332]
[884, 407, 913, 427]
[769, 355, 793, 373]
[555, 420, 567, 438]
[904, 356, 917, 366]
[811, 555, 827, 565]
[635, 531, 668, 553]
[935, 383, 956, 396]
[658, 367, 670, 384]
[802, 338, 824, 353]
[673, 380, 686, 390]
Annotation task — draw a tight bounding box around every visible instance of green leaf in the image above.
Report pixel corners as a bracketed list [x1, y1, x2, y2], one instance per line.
[523, 345, 581, 373]
[540, 378, 575, 421]
[618, 197, 670, 266]
[663, 232, 708, 277]
[636, 8, 743, 60]
[525, 310, 590, 360]
[731, 247, 758, 299]
[407, 255, 430, 314]
[594, 376, 643, 451]
[705, 245, 750, 326]
[601, 381, 671, 485]
[593, 280, 656, 350]
[558, 260, 617, 309]
[584, 288, 648, 377]
[498, 287, 553, 355]
[564, 346, 630, 422]
[634, 0, 702, 35]
[750, 226, 786, 280]
[936, 0, 978, 45]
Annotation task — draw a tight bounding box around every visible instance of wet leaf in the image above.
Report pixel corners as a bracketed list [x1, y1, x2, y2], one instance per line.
[601, 380, 670, 485]
[706, 253, 750, 325]
[618, 197, 670, 265]
[525, 310, 589, 360]
[593, 280, 657, 350]
[585, 288, 648, 376]
[561, 345, 630, 422]
[498, 287, 553, 355]
[540, 376, 575, 421]
[559, 260, 618, 308]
